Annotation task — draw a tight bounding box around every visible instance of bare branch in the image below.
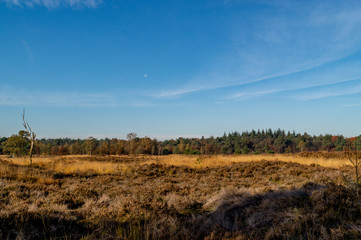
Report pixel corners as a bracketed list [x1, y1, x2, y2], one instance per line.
[22, 109, 36, 166]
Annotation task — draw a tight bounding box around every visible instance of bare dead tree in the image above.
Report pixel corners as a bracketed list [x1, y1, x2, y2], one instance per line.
[22, 109, 36, 166]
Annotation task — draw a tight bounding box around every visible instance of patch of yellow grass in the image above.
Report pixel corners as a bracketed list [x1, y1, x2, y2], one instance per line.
[50, 160, 125, 174]
[4, 155, 127, 174]
[152, 154, 351, 169]
[1, 153, 352, 175]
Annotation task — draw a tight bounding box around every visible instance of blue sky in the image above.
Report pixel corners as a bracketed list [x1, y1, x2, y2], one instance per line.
[1, 0, 361, 139]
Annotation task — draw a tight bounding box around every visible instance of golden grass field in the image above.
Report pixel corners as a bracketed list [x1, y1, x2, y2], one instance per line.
[1, 152, 351, 175]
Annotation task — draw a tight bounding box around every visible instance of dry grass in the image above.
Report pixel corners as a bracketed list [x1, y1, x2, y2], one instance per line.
[3, 155, 128, 174]
[152, 153, 351, 169]
[2, 153, 351, 176]
[1, 153, 360, 239]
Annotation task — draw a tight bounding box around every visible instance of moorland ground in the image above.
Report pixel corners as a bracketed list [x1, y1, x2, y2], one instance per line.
[1, 153, 361, 239]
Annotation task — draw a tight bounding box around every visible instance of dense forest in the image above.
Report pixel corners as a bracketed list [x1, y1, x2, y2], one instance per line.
[1, 129, 360, 156]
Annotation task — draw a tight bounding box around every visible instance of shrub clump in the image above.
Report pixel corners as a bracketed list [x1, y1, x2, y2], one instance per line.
[199, 183, 361, 239]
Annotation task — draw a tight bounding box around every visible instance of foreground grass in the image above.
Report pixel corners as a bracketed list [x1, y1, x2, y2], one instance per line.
[1, 154, 360, 239]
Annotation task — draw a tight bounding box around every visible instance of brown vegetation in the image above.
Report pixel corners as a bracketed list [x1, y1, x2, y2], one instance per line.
[0, 154, 360, 239]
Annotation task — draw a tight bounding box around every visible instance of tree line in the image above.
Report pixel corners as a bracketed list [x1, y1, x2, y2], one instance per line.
[1, 129, 360, 157]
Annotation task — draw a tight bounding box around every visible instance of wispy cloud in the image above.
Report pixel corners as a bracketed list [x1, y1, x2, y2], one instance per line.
[229, 89, 280, 100]
[226, 52, 361, 101]
[152, 55, 358, 99]
[0, 87, 162, 108]
[151, 1, 361, 100]
[0, 88, 115, 107]
[293, 79, 361, 101]
[21, 39, 34, 62]
[1, 0, 102, 9]
[343, 103, 361, 107]
[153, 86, 211, 98]
[151, 68, 314, 99]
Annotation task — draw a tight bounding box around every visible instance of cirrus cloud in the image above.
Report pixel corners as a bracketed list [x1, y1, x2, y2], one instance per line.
[1, 0, 102, 9]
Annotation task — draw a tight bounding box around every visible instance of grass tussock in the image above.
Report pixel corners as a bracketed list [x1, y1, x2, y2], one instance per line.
[0, 154, 360, 239]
